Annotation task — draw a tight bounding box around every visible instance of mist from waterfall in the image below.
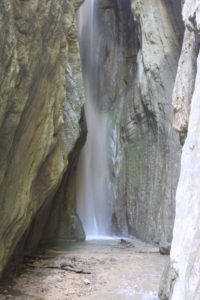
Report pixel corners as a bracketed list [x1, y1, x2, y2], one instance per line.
[76, 0, 111, 238]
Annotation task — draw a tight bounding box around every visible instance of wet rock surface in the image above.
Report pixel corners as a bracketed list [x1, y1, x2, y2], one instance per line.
[98, 0, 182, 243]
[0, 239, 168, 300]
[121, 0, 181, 244]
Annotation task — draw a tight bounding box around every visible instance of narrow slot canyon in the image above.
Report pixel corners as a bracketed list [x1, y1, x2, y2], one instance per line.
[0, 0, 199, 299]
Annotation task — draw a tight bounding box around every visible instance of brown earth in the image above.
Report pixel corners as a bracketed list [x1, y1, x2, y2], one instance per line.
[0, 239, 168, 300]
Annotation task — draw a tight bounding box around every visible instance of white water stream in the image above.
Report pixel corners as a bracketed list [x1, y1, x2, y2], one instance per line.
[76, 0, 111, 237]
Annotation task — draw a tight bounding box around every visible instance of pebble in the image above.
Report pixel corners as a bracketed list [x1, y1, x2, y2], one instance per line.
[84, 279, 91, 285]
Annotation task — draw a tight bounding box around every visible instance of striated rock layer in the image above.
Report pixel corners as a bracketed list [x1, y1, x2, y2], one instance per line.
[0, 0, 85, 278]
[159, 1, 200, 299]
[98, 0, 182, 243]
[119, 0, 182, 243]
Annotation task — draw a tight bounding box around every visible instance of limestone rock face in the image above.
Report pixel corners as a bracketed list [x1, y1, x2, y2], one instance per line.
[172, 0, 199, 143]
[103, 0, 182, 243]
[123, 0, 181, 243]
[0, 0, 84, 277]
[159, 2, 200, 299]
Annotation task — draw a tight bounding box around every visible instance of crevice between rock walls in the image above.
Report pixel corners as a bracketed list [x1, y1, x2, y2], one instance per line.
[162, 0, 184, 42]
[40, 107, 87, 244]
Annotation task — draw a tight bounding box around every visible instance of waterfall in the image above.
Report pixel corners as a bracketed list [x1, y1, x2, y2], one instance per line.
[76, 0, 111, 238]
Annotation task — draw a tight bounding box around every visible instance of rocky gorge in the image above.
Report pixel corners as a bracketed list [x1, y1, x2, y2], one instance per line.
[0, 0, 199, 299]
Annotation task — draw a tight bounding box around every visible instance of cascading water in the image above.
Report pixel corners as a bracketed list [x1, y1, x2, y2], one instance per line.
[76, 0, 111, 238]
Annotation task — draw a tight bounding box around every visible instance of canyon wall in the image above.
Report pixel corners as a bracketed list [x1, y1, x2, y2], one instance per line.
[122, 0, 182, 244]
[159, 1, 200, 299]
[0, 0, 186, 280]
[96, 0, 182, 243]
[0, 0, 85, 278]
